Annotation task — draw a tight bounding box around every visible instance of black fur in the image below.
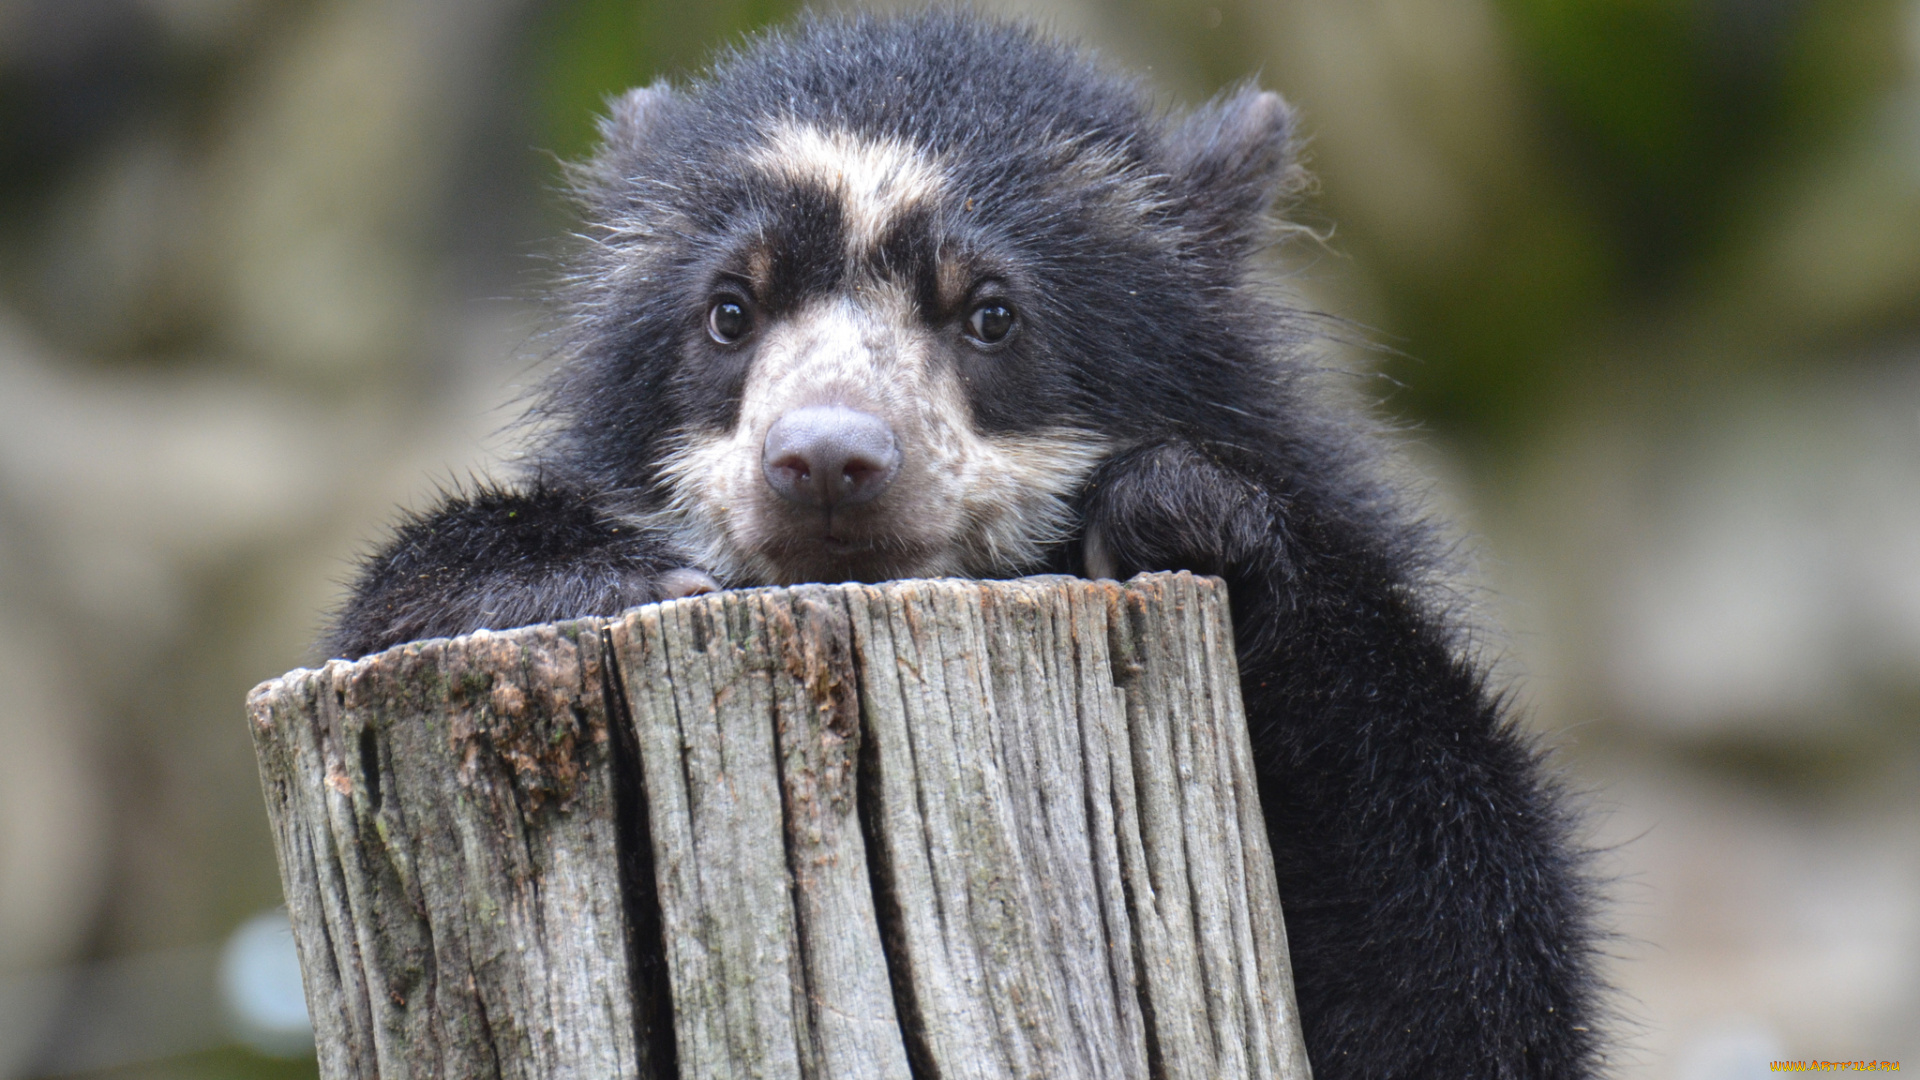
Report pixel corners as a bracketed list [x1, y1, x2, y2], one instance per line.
[327, 13, 1603, 1078]
[326, 481, 685, 661]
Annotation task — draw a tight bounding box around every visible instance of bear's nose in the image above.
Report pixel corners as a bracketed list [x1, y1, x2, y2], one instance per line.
[762, 406, 901, 508]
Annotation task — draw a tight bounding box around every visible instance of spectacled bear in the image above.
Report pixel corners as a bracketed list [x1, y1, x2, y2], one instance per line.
[327, 12, 1603, 1078]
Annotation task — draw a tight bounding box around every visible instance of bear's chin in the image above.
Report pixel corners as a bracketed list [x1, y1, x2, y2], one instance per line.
[746, 541, 955, 589]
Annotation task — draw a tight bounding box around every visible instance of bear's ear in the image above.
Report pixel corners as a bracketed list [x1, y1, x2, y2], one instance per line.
[573, 83, 677, 198]
[1165, 85, 1299, 253]
[596, 82, 675, 152]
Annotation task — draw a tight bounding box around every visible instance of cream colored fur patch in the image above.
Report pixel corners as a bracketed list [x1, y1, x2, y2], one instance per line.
[748, 124, 945, 252]
[651, 288, 1108, 586]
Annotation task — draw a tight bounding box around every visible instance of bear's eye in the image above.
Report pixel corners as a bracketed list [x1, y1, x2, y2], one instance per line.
[966, 301, 1015, 345]
[707, 297, 752, 344]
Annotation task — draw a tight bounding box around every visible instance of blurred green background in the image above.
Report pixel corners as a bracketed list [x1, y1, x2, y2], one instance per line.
[1, 0, 1916, 1076]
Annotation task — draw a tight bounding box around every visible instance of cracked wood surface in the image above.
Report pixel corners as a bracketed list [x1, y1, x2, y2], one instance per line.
[248, 572, 1313, 1080]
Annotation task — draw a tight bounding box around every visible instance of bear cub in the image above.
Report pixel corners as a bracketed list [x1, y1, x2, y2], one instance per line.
[329, 13, 1603, 1079]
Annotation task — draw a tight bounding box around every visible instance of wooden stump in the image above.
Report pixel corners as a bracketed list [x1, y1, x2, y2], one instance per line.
[248, 572, 1313, 1080]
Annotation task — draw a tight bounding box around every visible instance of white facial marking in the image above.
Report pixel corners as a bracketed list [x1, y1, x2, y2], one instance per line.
[652, 288, 1109, 586]
[749, 124, 945, 252]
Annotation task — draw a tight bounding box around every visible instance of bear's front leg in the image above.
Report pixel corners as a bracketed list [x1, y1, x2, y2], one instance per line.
[325, 482, 715, 660]
[1080, 436, 1603, 1080]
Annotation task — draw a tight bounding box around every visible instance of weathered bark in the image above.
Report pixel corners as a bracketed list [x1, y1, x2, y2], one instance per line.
[249, 572, 1313, 1080]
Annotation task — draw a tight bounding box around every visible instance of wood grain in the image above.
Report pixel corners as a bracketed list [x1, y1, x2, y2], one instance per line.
[249, 572, 1312, 1080]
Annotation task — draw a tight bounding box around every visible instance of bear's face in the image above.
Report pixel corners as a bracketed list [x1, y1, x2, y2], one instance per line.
[550, 20, 1297, 590]
[648, 122, 1113, 587]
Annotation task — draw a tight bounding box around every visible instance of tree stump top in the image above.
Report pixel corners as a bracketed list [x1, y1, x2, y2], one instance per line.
[249, 572, 1312, 1080]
